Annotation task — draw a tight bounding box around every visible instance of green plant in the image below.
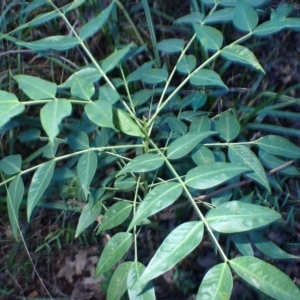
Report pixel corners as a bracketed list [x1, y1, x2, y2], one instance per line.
[1, 0, 300, 299]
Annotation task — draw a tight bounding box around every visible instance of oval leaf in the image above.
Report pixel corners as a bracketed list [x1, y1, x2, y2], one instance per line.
[75, 201, 102, 237]
[141, 68, 168, 84]
[139, 221, 204, 284]
[196, 263, 233, 300]
[117, 154, 164, 176]
[41, 99, 72, 142]
[27, 160, 55, 221]
[192, 146, 215, 166]
[230, 256, 300, 300]
[157, 38, 184, 53]
[0, 154, 22, 175]
[233, 0, 258, 32]
[176, 55, 196, 74]
[231, 233, 254, 256]
[95, 232, 133, 277]
[128, 183, 183, 231]
[190, 69, 227, 90]
[206, 201, 282, 233]
[167, 131, 215, 160]
[194, 24, 223, 50]
[215, 111, 240, 142]
[185, 163, 249, 189]
[71, 76, 95, 100]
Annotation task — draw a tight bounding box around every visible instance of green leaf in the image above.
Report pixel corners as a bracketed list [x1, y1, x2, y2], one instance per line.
[203, 8, 235, 24]
[102, 43, 134, 73]
[114, 176, 136, 191]
[128, 183, 183, 231]
[7, 175, 24, 241]
[253, 19, 285, 36]
[126, 61, 154, 83]
[256, 135, 300, 158]
[139, 221, 204, 284]
[167, 117, 188, 135]
[141, 68, 168, 84]
[0, 154, 22, 175]
[271, 4, 293, 20]
[77, 151, 98, 200]
[79, 2, 115, 40]
[176, 55, 196, 74]
[157, 38, 184, 53]
[75, 201, 102, 238]
[97, 202, 132, 234]
[228, 144, 270, 193]
[99, 85, 120, 103]
[67, 131, 90, 150]
[215, 111, 240, 142]
[59, 68, 101, 88]
[71, 76, 95, 100]
[249, 231, 299, 259]
[27, 160, 55, 221]
[192, 146, 215, 166]
[132, 89, 156, 106]
[196, 263, 233, 300]
[206, 201, 282, 233]
[167, 131, 215, 160]
[14, 74, 57, 100]
[174, 12, 204, 24]
[259, 149, 300, 176]
[41, 99, 72, 142]
[127, 262, 155, 300]
[27, 11, 60, 27]
[95, 232, 133, 277]
[61, 0, 85, 13]
[190, 69, 227, 90]
[233, 0, 258, 32]
[194, 24, 223, 50]
[113, 108, 144, 137]
[189, 115, 211, 133]
[221, 44, 265, 73]
[19, 129, 41, 142]
[185, 163, 249, 190]
[85, 101, 115, 129]
[107, 261, 133, 300]
[117, 154, 164, 176]
[231, 233, 254, 256]
[230, 256, 300, 300]
[0, 90, 25, 128]
[17, 36, 79, 51]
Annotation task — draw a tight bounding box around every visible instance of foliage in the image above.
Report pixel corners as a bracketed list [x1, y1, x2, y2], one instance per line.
[1, 0, 300, 299]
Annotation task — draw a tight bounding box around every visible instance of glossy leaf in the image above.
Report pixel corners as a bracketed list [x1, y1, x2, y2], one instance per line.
[228, 144, 270, 193]
[203, 8, 235, 24]
[126, 61, 154, 83]
[256, 135, 300, 159]
[141, 68, 168, 84]
[117, 154, 164, 176]
[167, 131, 215, 160]
[41, 99, 72, 142]
[194, 24, 223, 50]
[127, 262, 155, 300]
[206, 201, 282, 233]
[97, 202, 132, 234]
[196, 263, 233, 300]
[249, 231, 299, 259]
[107, 261, 133, 300]
[167, 117, 188, 134]
[71, 76, 95, 100]
[113, 108, 144, 137]
[231, 233, 254, 256]
[114, 176, 136, 191]
[176, 55, 196, 74]
[75, 200, 102, 237]
[0, 154, 22, 175]
[139, 221, 204, 284]
[230, 256, 300, 300]
[0, 90, 25, 128]
[192, 146, 215, 166]
[221, 44, 265, 73]
[77, 150, 98, 200]
[27, 160, 55, 221]
[14, 74, 57, 100]
[174, 12, 204, 24]
[233, 0, 258, 32]
[215, 111, 240, 142]
[190, 69, 227, 90]
[79, 2, 115, 40]
[157, 38, 184, 53]
[185, 163, 249, 190]
[59, 68, 101, 88]
[85, 101, 115, 129]
[7, 175, 24, 241]
[128, 183, 183, 231]
[17, 36, 79, 51]
[95, 232, 133, 277]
